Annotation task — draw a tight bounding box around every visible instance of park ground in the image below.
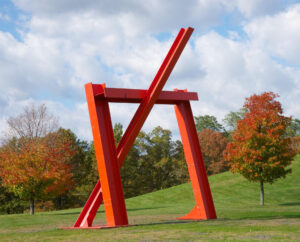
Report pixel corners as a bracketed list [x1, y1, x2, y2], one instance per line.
[0, 155, 299, 241]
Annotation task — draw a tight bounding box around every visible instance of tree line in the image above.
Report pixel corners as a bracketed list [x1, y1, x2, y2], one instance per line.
[0, 92, 299, 214]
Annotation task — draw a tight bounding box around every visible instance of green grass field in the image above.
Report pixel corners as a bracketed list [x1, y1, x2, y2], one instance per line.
[1, 155, 299, 241]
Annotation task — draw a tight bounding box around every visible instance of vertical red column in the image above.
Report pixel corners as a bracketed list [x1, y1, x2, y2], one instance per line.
[85, 83, 128, 227]
[174, 101, 217, 220]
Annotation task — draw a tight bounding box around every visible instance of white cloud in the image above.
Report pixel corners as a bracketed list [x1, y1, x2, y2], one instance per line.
[0, 1, 299, 143]
[46, 101, 92, 141]
[234, 0, 284, 18]
[244, 4, 300, 65]
[13, 0, 226, 32]
[12, 0, 293, 23]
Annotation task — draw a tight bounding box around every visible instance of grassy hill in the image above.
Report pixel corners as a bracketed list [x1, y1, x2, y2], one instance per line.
[0, 155, 299, 241]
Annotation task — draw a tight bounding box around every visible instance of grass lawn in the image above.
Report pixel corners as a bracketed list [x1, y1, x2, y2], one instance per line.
[0, 155, 299, 241]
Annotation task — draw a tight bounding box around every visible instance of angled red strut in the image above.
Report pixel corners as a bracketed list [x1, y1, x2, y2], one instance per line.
[69, 27, 216, 229]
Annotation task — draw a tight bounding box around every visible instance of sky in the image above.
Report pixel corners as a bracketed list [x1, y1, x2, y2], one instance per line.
[0, 0, 299, 141]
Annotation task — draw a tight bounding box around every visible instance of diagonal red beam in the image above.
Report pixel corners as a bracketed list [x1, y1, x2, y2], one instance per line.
[74, 27, 193, 228]
[117, 27, 194, 166]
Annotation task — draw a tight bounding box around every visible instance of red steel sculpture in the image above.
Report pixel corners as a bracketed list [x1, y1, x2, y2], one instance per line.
[68, 27, 217, 229]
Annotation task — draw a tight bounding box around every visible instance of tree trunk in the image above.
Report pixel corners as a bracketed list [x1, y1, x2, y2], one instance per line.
[58, 196, 62, 210]
[260, 181, 264, 206]
[30, 199, 34, 215]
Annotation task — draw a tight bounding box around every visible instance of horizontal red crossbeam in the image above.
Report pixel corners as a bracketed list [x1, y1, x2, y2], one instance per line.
[93, 85, 198, 104]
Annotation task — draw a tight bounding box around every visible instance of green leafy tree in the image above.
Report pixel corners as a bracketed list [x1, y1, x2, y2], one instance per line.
[121, 132, 145, 197]
[0, 178, 26, 214]
[120, 125, 188, 197]
[146, 127, 175, 190]
[75, 123, 126, 199]
[283, 118, 300, 155]
[113, 123, 123, 145]
[170, 140, 189, 183]
[87, 124, 189, 198]
[285, 118, 300, 137]
[194, 115, 224, 132]
[118, 125, 180, 197]
[223, 108, 246, 139]
[112, 123, 144, 198]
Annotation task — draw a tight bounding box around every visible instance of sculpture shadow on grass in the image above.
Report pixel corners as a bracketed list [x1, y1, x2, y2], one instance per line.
[122, 219, 194, 228]
[279, 202, 300, 206]
[54, 206, 166, 216]
[219, 214, 300, 220]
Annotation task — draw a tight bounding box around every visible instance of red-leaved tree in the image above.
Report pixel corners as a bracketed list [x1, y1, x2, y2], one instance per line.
[0, 134, 74, 215]
[224, 92, 296, 205]
[198, 129, 228, 175]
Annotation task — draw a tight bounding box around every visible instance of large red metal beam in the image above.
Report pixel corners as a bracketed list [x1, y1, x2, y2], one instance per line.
[84, 83, 128, 227]
[73, 179, 103, 228]
[116, 27, 194, 166]
[174, 100, 217, 220]
[94, 86, 198, 104]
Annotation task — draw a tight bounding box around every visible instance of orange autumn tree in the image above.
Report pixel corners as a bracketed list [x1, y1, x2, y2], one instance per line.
[198, 129, 228, 175]
[0, 133, 74, 215]
[0, 104, 74, 214]
[224, 92, 296, 205]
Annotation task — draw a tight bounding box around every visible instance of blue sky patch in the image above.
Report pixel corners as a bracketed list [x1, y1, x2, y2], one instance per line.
[0, 0, 30, 41]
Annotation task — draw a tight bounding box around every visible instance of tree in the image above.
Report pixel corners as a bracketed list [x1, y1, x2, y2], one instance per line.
[0, 178, 26, 214]
[285, 118, 300, 155]
[285, 118, 300, 137]
[194, 115, 224, 132]
[0, 134, 74, 214]
[170, 140, 189, 183]
[81, 123, 134, 198]
[0, 104, 74, 214]
[224, 92, 296, 205]
[119, 125, 188, 198]
[121, 127, 172, 197]
[87, 124, 189, 198]
[5, 103, 58, 140]
[290, 136, 300, 154]
[222, 108, 246, 139]
[113, 123, 123, 145]
[120, 132, 143, 198]
[146, 127, 177, 190]
[198, 129, 228, 175]
[74, 141, 100, 203]
[51, 128, 92, 209]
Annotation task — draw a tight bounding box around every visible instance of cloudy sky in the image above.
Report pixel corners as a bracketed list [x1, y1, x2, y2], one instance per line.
[0, 0, 299, 141]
